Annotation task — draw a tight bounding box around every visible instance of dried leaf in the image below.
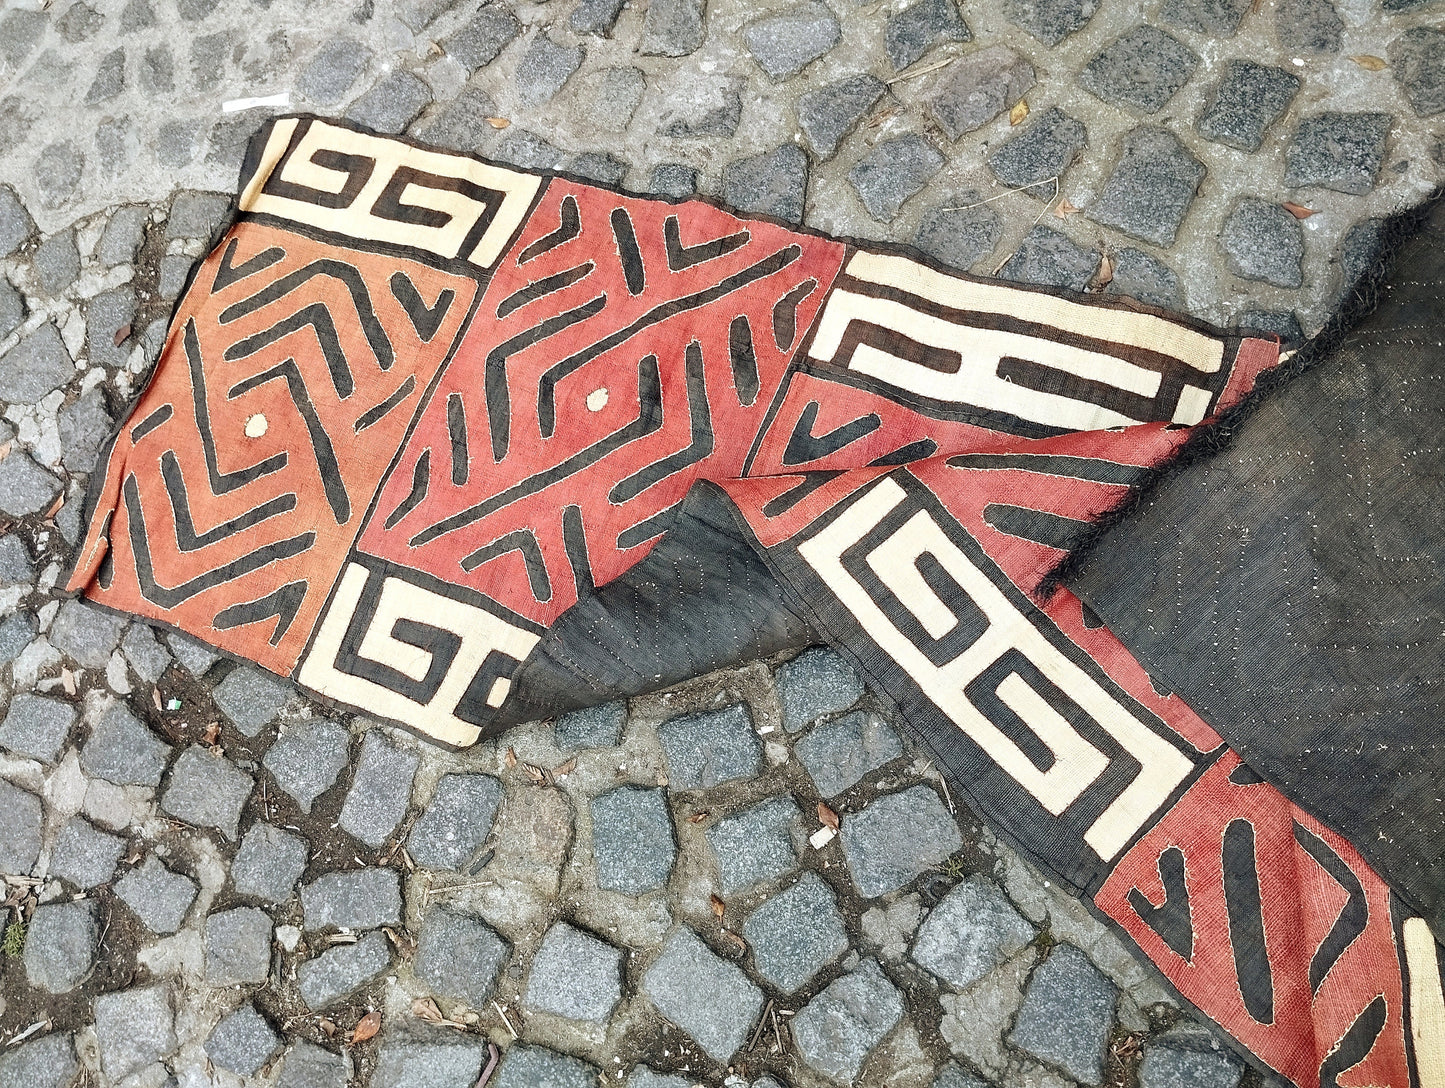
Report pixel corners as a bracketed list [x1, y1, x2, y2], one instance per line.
[710, 893, 726, 919]
[203, 721, 220, 745]
[485, 116, 511, 129]
[1052, 197, 1080, 218]
[152, 688, 163, 712]
[687, 811, 711, 824]
[1092, 252, 1115, 291]
[112, 323, 131, 348]
[1009, 98, 1029, 126]
[1349, 54, 1388, 71]
[522, 761, 550, 786]
[1282, 201, 1318, 219]
[722, 928, 747, 953]
[350, 1011, 381, 1044]
[552, 755, 577, 778]
[503, 746, 517, 769]
[412, 997, 445, 1023]
[817, 802, 840, 831]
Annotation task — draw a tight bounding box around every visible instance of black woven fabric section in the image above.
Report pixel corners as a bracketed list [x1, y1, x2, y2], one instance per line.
[1067, 198, 1445, 938]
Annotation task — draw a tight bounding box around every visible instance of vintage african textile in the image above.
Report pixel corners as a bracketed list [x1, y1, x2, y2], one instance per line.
[65, 116, 1445, 1088]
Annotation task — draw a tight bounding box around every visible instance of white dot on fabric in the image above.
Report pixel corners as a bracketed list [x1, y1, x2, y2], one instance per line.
[245, 414, 268, 438]
[587, 388, 609, 412]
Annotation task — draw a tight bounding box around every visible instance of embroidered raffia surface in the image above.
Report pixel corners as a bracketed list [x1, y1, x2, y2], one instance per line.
[66, 117, 1445, 1088]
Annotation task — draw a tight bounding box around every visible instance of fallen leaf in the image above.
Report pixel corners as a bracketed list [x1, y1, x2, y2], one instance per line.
[522, 761, 550, 786]
[1349, 54, 1388, 71]
[113, 323, 132, 348]
[1282, 201, 1318, 219]
[817, 802, 840, 831]
[503, 747, 517, 769]
[1092, 252, 1115, 291]
[687, 811, 710, 824]
[485, 117, 511, 129]
[1053, 197, 1080, 218]
[1009, 99, 1029, 126]
[384, 925, 417, 959]
[552, 755, 577, 778]
[710, 894, 726, 919]
[412, 997, 445, 1023]
[203, 721, 220, 745]
[350, 1011, 381, 1044]
[722, 928, 747, 953]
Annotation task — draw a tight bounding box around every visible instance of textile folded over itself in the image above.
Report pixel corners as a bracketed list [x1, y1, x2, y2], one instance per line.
[64, 115, 1444, 1088]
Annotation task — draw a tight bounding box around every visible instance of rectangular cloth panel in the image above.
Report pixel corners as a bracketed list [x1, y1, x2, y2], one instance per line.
[62, 115, 1445, 1088]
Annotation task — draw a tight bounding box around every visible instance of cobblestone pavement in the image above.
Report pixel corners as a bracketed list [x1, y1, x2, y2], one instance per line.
[0, 0, 1442, 1085]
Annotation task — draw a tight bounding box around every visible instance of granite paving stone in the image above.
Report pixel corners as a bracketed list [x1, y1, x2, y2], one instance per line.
[140, 45, 174, 94]
[373, 1040, 487, 1088]
[639, 0, 707, 57]
[417, 87, 503, 154]
[915, 199, 1002, 270]
[301, 867, 403, 931]
[849, 133, 944, 221]
[934, 1063, 991, 1088]
[745, 1, 841, 80]
[85, 48, 126, 104]
[0, 777, 42, 875]
[297, 929, 392, 1009]
[51, 600, 126, 670]
[94, 984, 177, 1082]
[0, 616, 34, 670]
[628, 1069, 693, 1088]
[98, 205, 149, 266]
[86, 286, 137, 370]
[841, 785, 964, 897]
[525, 922, 623, 1022]
[777, 647, 864, 732]
[50, 815, 124, 888]
[1197, 61, 1300, 152]
[572, 0, 627, 35]
[159, 253, 196, 298]
[415, 906, 509, 1007]
[232, 822, 309, 903]
[1220, 198, 1305, 288]
[1003, 0, 1097, 43]
[792, 959, 905, 1083]
[1285, 112, 1393, 195]
[0, 1033, 77, 1088]
[167, 191, 229, 240]
[1160, 0, 1248, 34]
[35, 141, 84, 206]
[591, 785, 677, 893]
[59, 389, 113, 474]
[1274, 0, 1342, 53]
[649, 163, 698, 198]
[913, 879, 1036, 990]
[999, 224, 1099, 290]
[658, 72, 743, 138]
[1080, 27, 1198, 114]
[928, 45, 1036, 140]
[0, 535, 28, 585]
[706, 795, 802, 893]
[570, 152, 628, 185]
[264, 718, 350, 812]
[299, 38, 371, 105]
[1089, 126, 1204, 247]
[346, 71, 434, 134]
[572, 68, 646, 135]
[1239, 309, 1304, 346]
[24, 900, 97, 993]
[0, 693, 74, 762]
[1390, 27, 1445, 117]
[494, 128, 567, 170]
[1138, 1021, 1244, 1088]
[33, 229, 79, 296]
[277, 1042, 352, 1088]
[114, 855, 198, 933]
[988, 107, 1087, 190]
[0, 186, 36, 258]
[722, 144, 809, 223]
[1108, 248, 1183, 309]
[887, 0, 970, 71]
[0, 281, 21, 341]
[494, 1045, 599, 1088]
[641, 927, 765, 1063]
[555, 699, 626, 749]
[0, 323, 74, 406]
[443, 7, 521, 70]
[205, 906, 273, 985]
[160, 745, 253, 840]
[799, 74, 886, 159]
[658, 703, 762, 788]
[1339, 216, 1387, 297]
[797, 709, 903, 796]
[206, 1004, 281, 1076]
[81, 703, 172, 786]
[516, 33, 584, 109]
[408, 772, 502, 871]
[167, 631, 221, 676]
[212, 664, 296, 737]
[742, 872, 849, 992]
[121, 624, 173, 685]
[339, 730, 419, 849]
[1009, 943, 1118, 1085]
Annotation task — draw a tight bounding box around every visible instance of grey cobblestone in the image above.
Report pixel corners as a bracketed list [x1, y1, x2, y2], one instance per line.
[887, 0, 970, 71]
[0, 693, 74, 762]
[94, 984, 176, 1081]
[1198, 61, 1300, 152]
[212, 664, 296, 737]
[298, 929, 392, 1009]
[0, 323, 73, 406]
[592, 785, 677, 893]
[416, 905, 508, 1007]
[205, 905, 273, 985]
[494, 1045, 598, 1088]
[1220, 198, 1306, 288]
[525, 922, 623, 1022]
[797, 709, 903, 796]
[842, 785, 964, 897]
[850, 134, 944, 222]
[0, 778, 42, 875]
[1088, 126, 1205, 248]
[1009, 943, 1118, 1085]
[206, 1004, 281, 1076]
[1285, 112, 1394, 195]
[928, 46, 1035, 140]
[745, 2, 841, 81]
[81, 702, 171, 786]
[160, 745, 253, 840]
[793, 959, 905, 1083]
[301, 867, 402, 931]
[1080, 27, 1198, 114]
[915, 199, 1002, 271]
[722, 144, 809, 224]
[742, 872, 849, 992]
[264, 718, 350, 813]
[642, 927, 764, 1063]
[1000, 225, 1099, 290]
[407, 772, 502, 871]
[0, 1033, 77, 1088]
[913, 879, 1036, 991]
[706, 794, 802, 893]
[659, 703, 762, 789]
[373, 1040, 486, 1088]
[50, 816, 124, 889]
[24, 900, 97, 994]
[277, 1042, 351, 1088]
[799, 74, 887, 160]
[0, 451, 58, 513]
[339, 729, 419, 849]
[232, 822, 309, 903]
[114, 855, 198, 934]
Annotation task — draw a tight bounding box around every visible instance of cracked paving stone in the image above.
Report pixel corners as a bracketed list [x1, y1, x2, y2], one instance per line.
[339, 730, 419, 849]
[639, 0, 706, 57]
[1220, 198, 1304, 288]
[745, 1, 840, 80]
[0, 322, 74, 406]
[516, 33, 583, 109]
[1009, 943, 1118, 1085]
[723, 144, 808, 223]
[1285, 112, 1393, 195]
[571, 69, 646, 136]
[33, 229, 79, 296]
[161, 745, 253, 840]
[416, 906, 508, 1007]
[85, 48, 126, 104]
[572, 0, 626, 35]
[1197, 61, 1300, 152]
[374, 1040, 487, 1088]
[649, 164, 698, 197]
[1139, 1022, 1243, 1088]
[264, 718, 350, 813]
[59, 388, 114, 474]
[988, 107, 1087, 189]
[50, 816, 124, 889]
[95, 984, 176, 1082]
[1000, 225, 1099, 290]
[1107, 248, 1183, 309]
[301, 867, 403, 931]
[912, 879, 1036, 990]
[98, 205, 148, 266]
[642, 927, 764, 1063]
[777, 647, 864, 733]
[278, 1041, 351, 1088]
[81, 703, 172, 787]
[346, 70, 433, 134]
[0, 1033, 77, 1088]
[0, 779, 41, 874]
[887, 0, 970, 71]
[556, 699, 626, 749]
[525, 922, 622, 1022]
[706, 795, 802, 893]
[1004, 0, 1097, 44]
[494, 1045, 598, 1088]
[928, 45, 1036, 140]
[0, 187, 34, 258]
[915, 199, 1002, 271]
[233, 823, 308, 903]
[86, 286, 137, 370]
[205, 905, 273, 985]
[408, 773, 502, 871]
[122, 624, 173, 685]
[35, 141, 84, 207]
[24, 900, 97, 993]
[298, 929, 392, 1009]
[207, 1004, 281, 1077]
[299, 38, 372, 105]
[1391, 28, 1445, 118]
[0, 693, 75, 763]
[1080, 27, 1197, 114]
[742, 872, 849, 992]
[841, 785, 963, 897]
[797, 709, 903, 797]
[799, 74, 886, 160]
[115, 855, 198, 934]
[443, 6, 520, 70]
[1159, 0, 1248, 35]
[658, 703, 762, 789]
[51, 600, 126, 670]
[849, 133, 944, 221]
[213, 664, 296, 737]
[792, 959, 905, 1083]
[1089, 126, 1204, 247]
[592, 785, 677, 893]
[0, 281, 21, 341]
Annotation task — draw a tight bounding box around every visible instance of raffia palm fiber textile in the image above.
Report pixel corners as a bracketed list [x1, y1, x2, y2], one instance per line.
[64, 116, 1445, 1088]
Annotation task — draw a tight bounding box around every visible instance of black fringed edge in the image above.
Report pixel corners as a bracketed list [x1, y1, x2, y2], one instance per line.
[1039, 187, 1444, 600]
